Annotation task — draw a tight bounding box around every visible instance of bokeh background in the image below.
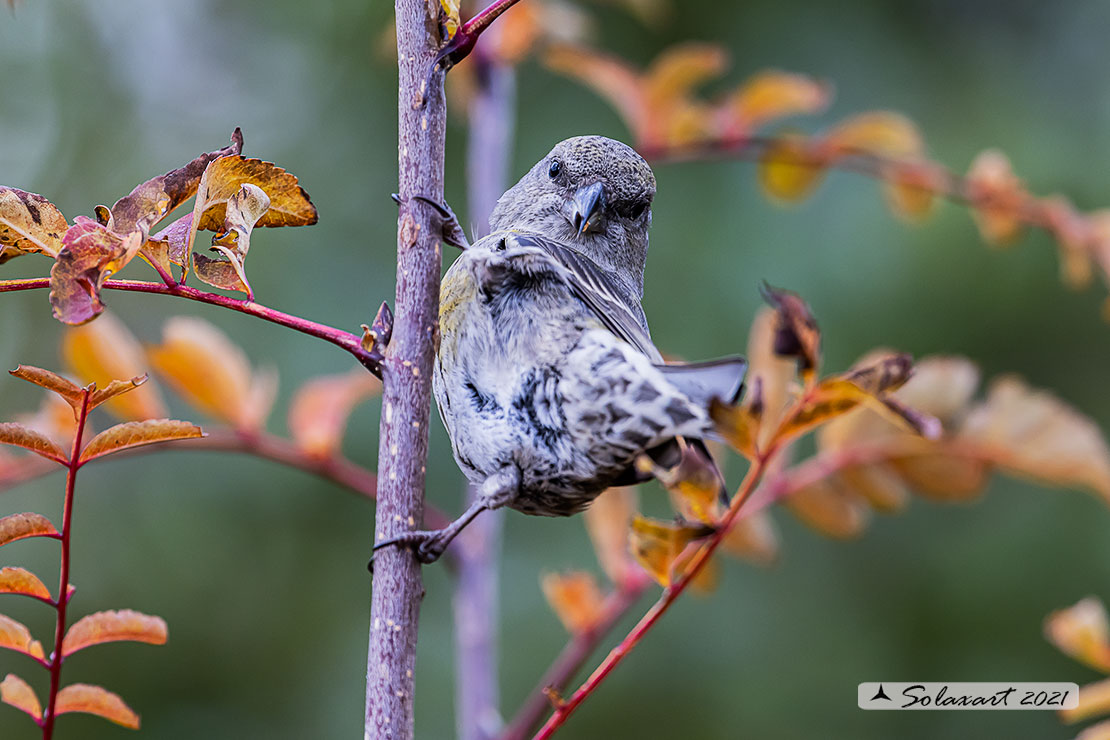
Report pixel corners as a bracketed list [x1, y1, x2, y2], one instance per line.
[3, 0, 1110, 737]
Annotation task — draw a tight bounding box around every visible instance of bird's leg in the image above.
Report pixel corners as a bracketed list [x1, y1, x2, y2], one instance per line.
[390, 192, 470, 249]
[372, 466, 519, 565]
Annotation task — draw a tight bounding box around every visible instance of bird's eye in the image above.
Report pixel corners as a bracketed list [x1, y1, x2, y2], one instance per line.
[618, 200, 648, 219]
[548, 160, 562, 179]
[626, 201, 647, 219]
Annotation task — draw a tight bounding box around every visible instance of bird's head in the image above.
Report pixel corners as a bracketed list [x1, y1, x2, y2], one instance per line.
[490, 136, 657, 295]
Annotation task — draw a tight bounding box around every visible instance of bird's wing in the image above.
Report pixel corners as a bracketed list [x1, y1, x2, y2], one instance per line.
[505, 232, 664, 363]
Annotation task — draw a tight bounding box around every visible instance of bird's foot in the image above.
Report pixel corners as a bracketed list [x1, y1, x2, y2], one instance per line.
[371, 528, 455, 566]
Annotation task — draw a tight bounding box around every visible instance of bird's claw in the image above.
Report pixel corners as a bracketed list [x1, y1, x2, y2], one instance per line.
[371, 529, 452, 566]
[391, 193, 470, 250]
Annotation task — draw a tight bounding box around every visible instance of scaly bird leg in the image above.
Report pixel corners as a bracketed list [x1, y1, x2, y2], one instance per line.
[371, 466, 519, 565]
[391, 193, 470, 249]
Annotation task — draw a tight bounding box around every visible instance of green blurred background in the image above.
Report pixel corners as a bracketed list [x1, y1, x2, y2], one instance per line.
[3, 0, 1110, 737]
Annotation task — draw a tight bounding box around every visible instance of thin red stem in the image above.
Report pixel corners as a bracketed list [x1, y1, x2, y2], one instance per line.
[41, 387, 90, 739]
[0, 277, 383, 377]
[532, 457, 772, 739]
[461, 0, 525, 37]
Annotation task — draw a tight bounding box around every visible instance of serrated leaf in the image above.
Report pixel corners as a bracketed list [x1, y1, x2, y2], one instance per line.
[0, 614, 44, 660]
[758, 135, 826, 203]
[583, 487, 637, 587]
[541, 571, 604, 635]
[629, 515, 712, 588]
[193, 155, 316, 232]
[62, 609, 167, 656]
[0, 187, 68, 264]
[79, 419, 203, 463]
[727, 70, 832, 133]
[192, 183, 269, 297]
[148, 316, 275, 431]
[0, 423, 68, 464]
[8, 365, 84, 416]
[48, 216, 143, 325]
[63, 311, 166, 421]
[0, 513, 58, 546]
[0, 567, 52, 602]
[288, 369, 382, 458]
[1045, 597, 1110, 673]
[0, 673, 42, 722]
[55, 684, 140, 729]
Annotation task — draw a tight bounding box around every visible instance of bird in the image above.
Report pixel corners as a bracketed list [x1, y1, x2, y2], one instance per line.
[375, 135, 747, 563]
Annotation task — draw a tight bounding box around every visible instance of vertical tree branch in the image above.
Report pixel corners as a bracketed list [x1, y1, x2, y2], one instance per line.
[454, 35, 517, 740]
[366, 3, 447, 738]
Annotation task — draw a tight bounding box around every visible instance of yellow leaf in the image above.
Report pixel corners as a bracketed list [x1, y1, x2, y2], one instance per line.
[541, 571, 605, 634]
[882, 162, 944, 223]
[0, 512, 58, 547]
[643, 42, 728, 114]
[192, 155, 317, 233]
[0, 673, 41, 722]
[1077, 718, 1110, 740]
[743, 308, 797, 447]
[79, 419, 204, 464]
[62, 609, 167, 657]
[709, 398, 760, 459]
[758, 135, 826, 203]
[1045, 597, 1110, 673]
[583, 487, 637, 587]
[785, 479, 869, 539]
[640, 441, 723, 525]
[966, 149, 1027, 246]
[55, 684, 140, 729]
[148, 316, 275, 431]
[0, 567, 52, 602]
[288, 369, 381, 458]
[0, 187, 67, 263]
[1060, 677, 1110, 725]
[438, 0, 461, 40]
[728, 70, 832, 133]
[62, 312, 167, 421]
[825, 111, 924, 158]
[629, 515, 712, 587]
[0, 614, 44, 661]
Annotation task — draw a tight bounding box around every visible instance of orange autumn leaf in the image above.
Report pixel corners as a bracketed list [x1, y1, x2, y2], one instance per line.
[966, 149, 1028, 246]
[835, 463, 910, 513]
[0, 567, 51, 602]
[824, 111, 924, 158]
[88, 376, 149, 413]
[638, 441, 724, 525]
[629, 515, 712, 587]
[541, 571, 605, 634]
[544, 44, 649, 143]
[0, 512, 58, 547]
[288, 369, 381, 458]
[55, 684, 140, 729]
[1076, 719, 1110, 740]
[8, 365, 84, 416]
[720, 511, 779, 565]
[79, 419, 204, 464]
[1041, 195, 1094, 289]
[882, 161, 945, 223]
[192, 155, 317, 232]
[758, 134, 826, 203]
[1061, 677, 1110, 725]
[148, 316, 276, 431]
[643, 43, 728, 113]
[785, 478, 869, 539]
[0, 614, 44, 661]
[709, 398, 760, 460]
[193, 183, 271, 297]
[62, 311, 167, 421]
[0, 673, 41, 722]
[15, 392, 79, 450]
[583, 486, 637, 587]
[0, 423, 68, 465]
[726, 70, 832, 134]
[1045, 597, 1110, 674]
[62, 609, 167, 657]
[744, 308, 797, 446]
[0, 187, 67, 264]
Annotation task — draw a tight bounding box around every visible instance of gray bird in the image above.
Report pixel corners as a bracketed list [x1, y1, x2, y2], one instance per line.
[377, 136, 746, 563]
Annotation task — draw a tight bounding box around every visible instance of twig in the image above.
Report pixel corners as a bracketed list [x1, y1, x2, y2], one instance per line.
[0, 277, 384, 377]
[433, 0, 528, 72]
[365, 2, 449, 738]
[532, 452, 776, 738]
[453, 32, 516, 739]
[500, 580, 648, 740]
[41, 387, 90, 739]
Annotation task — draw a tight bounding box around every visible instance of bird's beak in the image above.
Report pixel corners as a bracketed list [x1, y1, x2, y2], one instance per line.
[567, 181, 606, 236]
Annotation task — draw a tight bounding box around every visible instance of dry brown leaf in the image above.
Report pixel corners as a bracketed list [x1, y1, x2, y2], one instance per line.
[760, 283, 821, 384]
[0, 187, 67, 264]
[0, 673, 41, 722]
[48, 217, 142, 325]
[583, 486, 637, 586]
[0, 614, 44, 661]
[62, 609, 167, 656]
[639, 441, 723, 525]
[541, 571, 605, 634]
[55, 684, 140, 729]
[0, 422, 69, 465]
[194, 183, 271, 297]
[0, 512, 58, 547]
[193, 155, 317, 232]
[79, 419, 203, 464]
[148, 316, 274, 431]
[0, 567, 51, 602]
[8, 365, 84, 416]
[287, 369, 381, 458]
